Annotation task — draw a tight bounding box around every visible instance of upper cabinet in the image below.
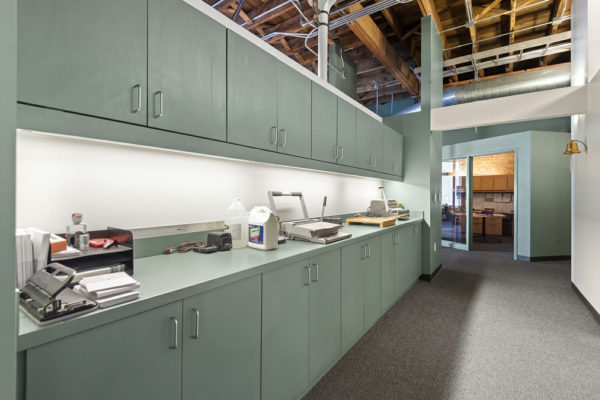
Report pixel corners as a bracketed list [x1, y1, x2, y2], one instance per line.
[312, 83, 339, 163]
[356, 110, 384, 172]
[383, 125, 404, 176]
[18, 0, 148, 125]
[337, 98, 358, 168]
[227, 30, 279, 151]
[277, 64, 312, 158]
[148, 0, 226, 140]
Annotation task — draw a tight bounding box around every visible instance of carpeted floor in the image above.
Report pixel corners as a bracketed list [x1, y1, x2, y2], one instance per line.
[303, 247, 600, 400]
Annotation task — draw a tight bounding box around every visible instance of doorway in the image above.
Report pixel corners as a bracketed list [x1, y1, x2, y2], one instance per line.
[471, 152, 515, 252]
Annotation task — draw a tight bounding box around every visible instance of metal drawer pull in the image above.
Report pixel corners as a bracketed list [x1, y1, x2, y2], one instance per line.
[304, 265, 311, 286]
[339, 145, 344, 160]
[367, 244, 371, 258]
[279, 129, 287, 147]
[192, 309, 200, 339]
[360, 245, 366, 260]
[170, 317, 179, 349]
[153, 91, 163, 118]
[269, 126, 278, 145]
[312, 263, 319, 282]
[131, 84, 141, 113]
[334, 145, 339, 159]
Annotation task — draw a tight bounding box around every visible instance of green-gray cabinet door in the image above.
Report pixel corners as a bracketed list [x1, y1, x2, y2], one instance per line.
[18, 0, 147, 125]
[277, 63, 311, 158]
[395, 132, 404, 177]
[148, 0, 226, 140]
[383, 126, 400, 176]
[337, 99, 357, 167]
[262, 260, 310, 400]
[227, 31, 278, 151]
[396, 226, 420, 297]
[381, 231, 396, 310]
[341, 242, 365, 351]
[312, 83, 338, 163]
[372, 120, 385, 173]
[356, 110, 374, 170]
[309, 250, 341, 382]
[364, 236, 382, 327]
[182, 275, 261, 400]
[26, 301, 183, 400]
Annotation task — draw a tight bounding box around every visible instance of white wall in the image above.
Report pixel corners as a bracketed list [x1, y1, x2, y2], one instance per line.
[16, 130, 381, 233]
[571, 0, 600, 313]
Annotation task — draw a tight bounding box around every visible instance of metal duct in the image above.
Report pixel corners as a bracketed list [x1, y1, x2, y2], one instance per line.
[395, 64, 571, 114]
[453, 63, 571, 104]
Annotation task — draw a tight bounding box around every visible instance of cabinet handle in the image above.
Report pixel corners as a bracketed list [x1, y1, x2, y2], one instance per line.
[153, 91, 163, 118]
[334, 145, 339, 159]
[339, 145, 344, 160]
[269, 126, 278, 145]
[360, 245, 365, 260]
[279, 129, 287, 147]
[131, 84, 141, 113]
[304, 265, 310, 286]
[312, 263, 319, 282]
[191, 309, 200, 339]
[367, 244, 371, 258]
[170, 317, 179, 349]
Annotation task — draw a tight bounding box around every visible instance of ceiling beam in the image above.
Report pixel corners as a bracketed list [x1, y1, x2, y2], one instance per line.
[473, 0, 502, 21]
[244, 0, 296, 31]
[357, 58, 386, 75]
[374, 0, 403, 42]
[507, 0, 518, 72]
[547, 0, 568, 35]
[346, 3, 419, 96]
[416, 0, 447, 48]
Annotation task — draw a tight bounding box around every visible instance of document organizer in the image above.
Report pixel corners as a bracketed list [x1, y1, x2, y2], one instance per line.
[19, 263, 98, 325]
[53, 227, 134, 275]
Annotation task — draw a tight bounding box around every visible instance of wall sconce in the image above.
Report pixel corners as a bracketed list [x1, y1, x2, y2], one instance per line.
[564, 140, 588, 155]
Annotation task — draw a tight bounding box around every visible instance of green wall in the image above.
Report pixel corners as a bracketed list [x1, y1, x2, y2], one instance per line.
[443, 117, 570, 146]
[328, 44, 357, 99]
[443, 131, 571, 258]
[0, 0, 17, 397]
[383, 16, 443, 276]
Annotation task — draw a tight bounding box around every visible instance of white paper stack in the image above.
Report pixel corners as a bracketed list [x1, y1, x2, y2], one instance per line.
[75, 272, 140, 308]
[16, 229, 34, 289]
[27, 227, 50, 273]
[52, 246, 81, 260]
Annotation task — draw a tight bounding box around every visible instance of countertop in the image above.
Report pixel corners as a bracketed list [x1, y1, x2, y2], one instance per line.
[18, 218, 422, 351]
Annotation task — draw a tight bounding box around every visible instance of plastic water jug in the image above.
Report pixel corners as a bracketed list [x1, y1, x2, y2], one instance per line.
[226, 198, 248, 249]
[247, 206, 278, 251]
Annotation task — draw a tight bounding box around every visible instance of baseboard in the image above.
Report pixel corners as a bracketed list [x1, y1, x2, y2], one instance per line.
[571, 282, 600, 325]
[419, 264, 442, 282]
[517, 255, 571, 262]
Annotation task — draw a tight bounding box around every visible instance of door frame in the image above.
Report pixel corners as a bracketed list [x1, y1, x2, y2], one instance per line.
[452, 146, 519, 260]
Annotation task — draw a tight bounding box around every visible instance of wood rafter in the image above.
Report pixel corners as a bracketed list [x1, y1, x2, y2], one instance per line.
[346, 2, 419, 96]
[547, 0, 568, 35]
[244, 0, 296, 31]
[474, 0, 502, 21]
[507, 0, 518, 72]
[416, 0, 447, 48]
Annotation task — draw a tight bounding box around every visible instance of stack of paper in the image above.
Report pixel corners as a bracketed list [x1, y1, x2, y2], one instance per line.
[75, 272, 140, 308]
[52, 246, 81, 260]
[16, 229, 34, 289]
[27, 227, 50, 273]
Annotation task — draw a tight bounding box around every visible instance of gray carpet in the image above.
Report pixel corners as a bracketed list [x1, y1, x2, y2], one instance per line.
[304, 248, 600, 400]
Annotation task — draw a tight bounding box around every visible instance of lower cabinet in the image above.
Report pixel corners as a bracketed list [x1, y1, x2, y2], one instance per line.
[381, 231, 397, 310]
[396, 224, 422, 297]
[262, 260, 310, 400]
[341, 242, 365, 351]
[364, 236, 382, 328]
[262, 250, 341, 400]
[309, 250, 341, 382]
[26, 301, 184, 400]
[182, 275, 261, 400]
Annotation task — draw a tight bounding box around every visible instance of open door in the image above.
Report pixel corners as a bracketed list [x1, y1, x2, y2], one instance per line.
[441, 158, 471, 250]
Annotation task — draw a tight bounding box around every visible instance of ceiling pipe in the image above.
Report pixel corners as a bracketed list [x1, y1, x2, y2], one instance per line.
[308, 0, 337, 81]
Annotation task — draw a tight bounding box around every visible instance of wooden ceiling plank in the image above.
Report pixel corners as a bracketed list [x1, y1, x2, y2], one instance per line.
[416, 0, 447, 48]
[547, 0, 568, 35]
[473, 0, 502, 21]
[346, 3, 419, 96]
